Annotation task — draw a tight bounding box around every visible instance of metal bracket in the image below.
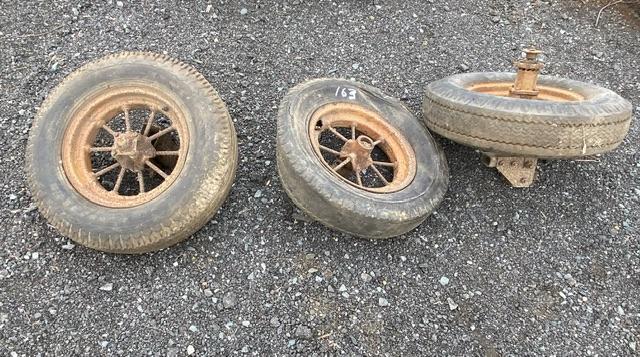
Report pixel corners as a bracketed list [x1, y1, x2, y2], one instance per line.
[482, 154, 537, 187]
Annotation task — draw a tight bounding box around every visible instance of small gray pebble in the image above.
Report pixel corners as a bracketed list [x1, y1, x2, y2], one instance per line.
[439, 276, 450, 286]
[223, 292, 237, 309]
[294, 325, 312, 339]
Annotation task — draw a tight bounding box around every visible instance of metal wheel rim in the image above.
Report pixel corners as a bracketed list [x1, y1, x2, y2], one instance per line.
[61, 84, 189, 208]
[466, 81, 585, 102]
[308, 102, 416, 193]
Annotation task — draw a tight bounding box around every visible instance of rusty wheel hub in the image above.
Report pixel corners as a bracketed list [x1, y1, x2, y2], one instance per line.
[466, 47, 583, 102]
[112, 132, 157, 172]
[338, 135, 378, 174]
[309, 102, 416, 193]
[509, 47, 544, 99]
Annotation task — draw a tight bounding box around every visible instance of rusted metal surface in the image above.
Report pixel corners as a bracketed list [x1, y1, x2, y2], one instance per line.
[308, 102, 416, 193]
[61, 85, 189, 208]
[467, 47, 585, 102]
[482, 154, 538, 188]
[509, 47, 544, 99]
[112, 130, 157, 172]
[467, 82, 583, 101]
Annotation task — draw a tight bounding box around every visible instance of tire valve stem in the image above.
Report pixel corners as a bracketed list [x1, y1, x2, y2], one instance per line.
[509, 47, 543, 99]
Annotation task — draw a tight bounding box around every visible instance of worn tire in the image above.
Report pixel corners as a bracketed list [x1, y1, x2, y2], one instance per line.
[277, 78, 449, 239]
[423, 72, 632, 158]
[26, 52, 238, 254]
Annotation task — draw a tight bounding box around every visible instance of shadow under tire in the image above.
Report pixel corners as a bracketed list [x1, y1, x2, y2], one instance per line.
[26, 52, 238, 254]
[276, 78, 449, 239]
[422, 72, 632, 158]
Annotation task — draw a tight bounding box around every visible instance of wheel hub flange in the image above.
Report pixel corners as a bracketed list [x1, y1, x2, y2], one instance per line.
[112, 132, 156, 172]
[509, 47, 544, 99]
[339, 135, 376, 174]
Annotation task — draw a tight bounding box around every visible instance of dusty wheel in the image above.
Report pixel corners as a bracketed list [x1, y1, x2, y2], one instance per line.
[26, 52, 238, 253]
[277, 78, 449, 239]
[422, 72, 632, 158]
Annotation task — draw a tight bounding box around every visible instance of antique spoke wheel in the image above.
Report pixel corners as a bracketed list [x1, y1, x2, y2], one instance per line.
[277, 79, 448, 239]
[27, 52, 237, 253]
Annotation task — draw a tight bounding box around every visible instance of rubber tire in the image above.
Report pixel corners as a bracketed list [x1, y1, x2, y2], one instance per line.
[276, 78, 449, 239]
[423, 72, 632, 158]
[26, 52, 238, 254]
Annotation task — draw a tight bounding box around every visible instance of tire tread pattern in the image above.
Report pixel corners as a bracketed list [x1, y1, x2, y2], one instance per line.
[422, 72, 632, 158]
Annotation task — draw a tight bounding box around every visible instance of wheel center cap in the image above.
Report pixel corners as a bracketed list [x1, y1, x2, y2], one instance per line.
[112, 132, 156, 172]
[340, 135, 374, 173]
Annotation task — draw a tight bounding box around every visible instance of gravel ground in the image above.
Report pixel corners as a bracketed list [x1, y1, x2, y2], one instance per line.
[1, 1, 639, 355]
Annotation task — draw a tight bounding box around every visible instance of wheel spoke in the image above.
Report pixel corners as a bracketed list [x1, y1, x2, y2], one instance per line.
[89, 146, 114, 152]
[333, 156, 351, 171]
[137, 171, 145, 193]
[373, 160, 396, 168]
[102, 124, 117, 137]
[319, 145, 340, 156]
[123, 106, 131, 132]
[93, 162, 120, 177]
[328, 126, 349, 142]
[351, 124, 356, 140]
[143, 109, 156, 136]
[370, 164, 389, 185]
[355, 171, 363, 186]
[372, 138, 385, 146]
[155, 151, 180, 156]
[147, 126, 175, 141]
[112, 167, 125, 193]
[145, 160, 168, 179]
